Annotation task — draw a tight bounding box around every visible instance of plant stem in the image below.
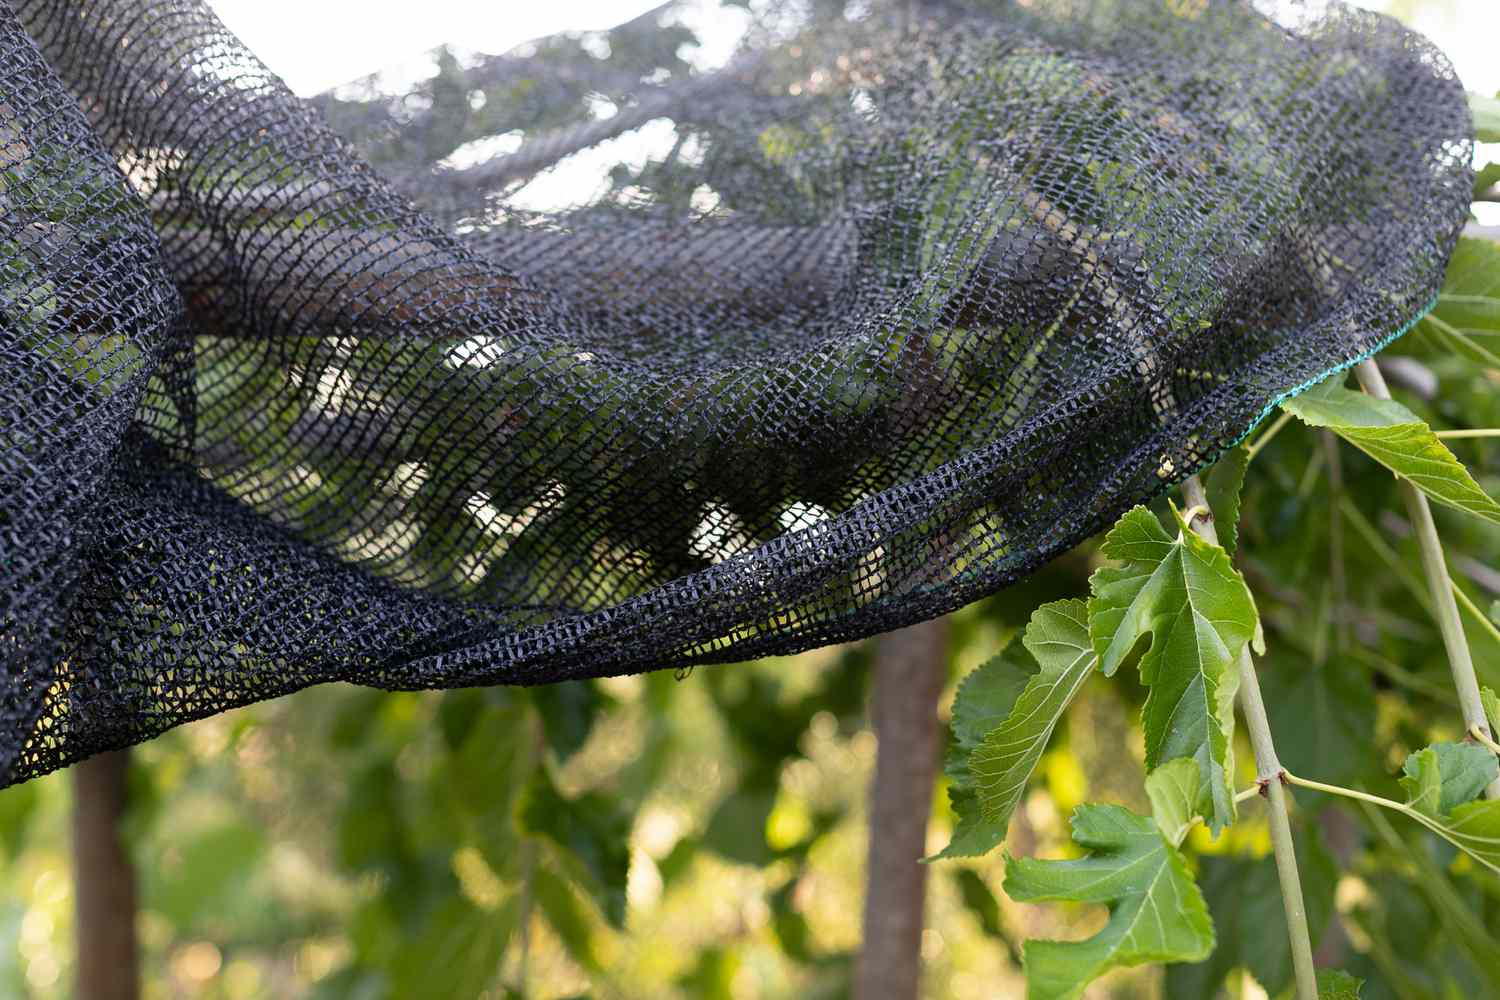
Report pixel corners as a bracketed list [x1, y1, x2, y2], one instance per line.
[1322, 429, 1349, 655]
[1246, 410, 1295, 462]
[1353, 360, 1500, 799]
[1280, 772, 1401, 811]
[1472, 725, 1500, 756]
[1348, 646, 1454, 702]
[1181, 475, 1319, 1000]
[1452, 579, 1500, 647]
[1434, 428, 1500, 439]
[1283, 771, 1500, 878]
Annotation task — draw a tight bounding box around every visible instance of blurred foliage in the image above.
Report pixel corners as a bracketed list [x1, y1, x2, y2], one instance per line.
[4, 1, 1500, 998]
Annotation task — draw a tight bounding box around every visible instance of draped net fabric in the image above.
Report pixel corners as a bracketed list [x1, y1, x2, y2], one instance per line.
[0, 0, 1471, 786]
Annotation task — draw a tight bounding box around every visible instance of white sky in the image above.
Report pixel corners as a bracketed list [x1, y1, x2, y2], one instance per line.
[207, 0, 736, 96]
[205, 0, 1499, 98]
[204, 0, 1499, 218]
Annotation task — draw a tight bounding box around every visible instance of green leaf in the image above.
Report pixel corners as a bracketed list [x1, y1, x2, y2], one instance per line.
[1166, 824, 1337, 998]
[1422, 313, 1500, 369]
[1145, 757, 1200, 847]
[1474, 161, 1500, 199]
[1439, 237, 1500, 300]
[1005, 803, 1214, 1000]
[702, 782, 776, 865]
[1280, 380, 1500, 526]
[1435, 294, 1500, 333]
[1423, 800, 1500, 876]
[952, 869, 1006, 941]
[676, 946, 739, 1000]
[144, 822, 266, 928]
[448, 702, 532, 875]
[1483, 686, 1500, 737]
[932, 785, 1009, 861]
[1088, 506, 1257, 829]
[768, 878, 816, 961]
[1472, 92, 1500, 143]
[970, 600, 1095, 826]
[531, 681, 603, 763]
[1390, 743, 1500, 876]
[950, 647, 1035, 751]
[1317, 968, 1364, 999]
[520, 771, 632, 927]
[1204, 444, 1250, 556]
[389, 896, 518, 999]
[932, 643, 1031, 860]
[534, 864, 602, 973]
[1400, 742, 1498, 819]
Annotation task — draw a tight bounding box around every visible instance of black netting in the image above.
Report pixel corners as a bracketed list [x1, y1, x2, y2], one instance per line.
[0, 0, 1471, 786]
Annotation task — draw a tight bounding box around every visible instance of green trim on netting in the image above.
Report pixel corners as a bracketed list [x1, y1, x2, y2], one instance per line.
[1194, 291, 1441, 474]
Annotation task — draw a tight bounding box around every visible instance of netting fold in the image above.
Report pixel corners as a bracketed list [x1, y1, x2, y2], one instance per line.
[0, 0, 1471, 786]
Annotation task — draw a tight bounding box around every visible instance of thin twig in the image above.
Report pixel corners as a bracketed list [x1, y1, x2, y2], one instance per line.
[1452, 580, 1500, 648]
[1435, 428, 1500, 439]
[1181, 474, 1318, 1000]
[1245, 410, 1294, 463]
[1347, 646, 1454, 702]
[1322, 429, 1349, 655]
[1169, 785, 1267, 846]
[1236, 784, 1264, 805]
[1353, 361, 1500, 799]
[1284, 772, 1500, 878]
[1471, 725, 1500, 756]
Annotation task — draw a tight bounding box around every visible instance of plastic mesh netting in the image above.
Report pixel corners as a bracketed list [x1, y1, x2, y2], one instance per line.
[0, 0, 1472, 786]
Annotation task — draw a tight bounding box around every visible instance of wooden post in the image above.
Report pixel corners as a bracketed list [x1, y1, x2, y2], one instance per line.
[854, 617, 949, 1000]
[72, 750, 139, 1000]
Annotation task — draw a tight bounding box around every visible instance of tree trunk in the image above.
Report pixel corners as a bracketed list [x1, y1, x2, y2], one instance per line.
[73, 749, 139, 1000]
[854, 617, 949, 1000]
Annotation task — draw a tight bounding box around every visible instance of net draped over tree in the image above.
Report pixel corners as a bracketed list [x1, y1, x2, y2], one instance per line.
[0, 0, 1471, 787]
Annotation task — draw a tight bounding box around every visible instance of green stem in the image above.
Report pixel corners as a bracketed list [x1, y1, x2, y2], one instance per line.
[1181, 475, 1318, 1000]
[1280, 772, 1400, 813]
[1168, 785, 1265, 848]
[1353, 361, 1500, 800]
[1322, 430, 1349, 655]
[1284, 773, 1500, 875]
[1246, 410, 1295, 462]
[1471, 724, 1500, 756]
[1435, 428, 1500, 439]
[1283, 772, 1500, 877]
[1347, 646, 1453, 702]
[1452, 579, 1500, 648]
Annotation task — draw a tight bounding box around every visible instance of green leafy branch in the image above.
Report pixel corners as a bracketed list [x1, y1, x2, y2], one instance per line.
[931, 259, 1500, 994]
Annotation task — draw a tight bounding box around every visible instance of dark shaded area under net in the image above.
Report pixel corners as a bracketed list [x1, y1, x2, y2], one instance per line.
[0, 0, 1472, 787]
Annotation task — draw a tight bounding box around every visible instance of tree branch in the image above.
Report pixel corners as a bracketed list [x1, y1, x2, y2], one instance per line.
[1352, 360, 1500, 800]
[1181, 475, 1319, 1000]
[73, 750, 139, 1000]
[855, 617, 948, 1000]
